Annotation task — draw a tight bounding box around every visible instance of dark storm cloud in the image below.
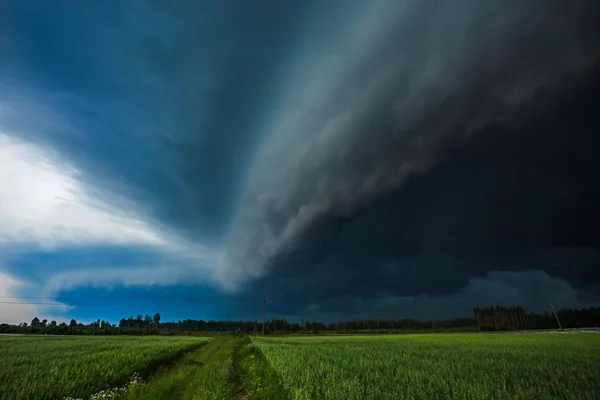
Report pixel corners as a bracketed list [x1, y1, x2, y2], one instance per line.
[224, 0, 600, 317]
[224, 269, 596, 322]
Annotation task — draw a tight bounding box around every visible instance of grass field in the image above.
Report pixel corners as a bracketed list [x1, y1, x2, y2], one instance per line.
[1, 332, 599, 399]
[250, 333, 600, 399]
[0, 335, 210, 400]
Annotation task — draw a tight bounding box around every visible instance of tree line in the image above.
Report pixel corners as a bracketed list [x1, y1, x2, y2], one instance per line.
[474, 305, 600, 331]
[1, 306, 598, 335]
[474, 306, 531, 330]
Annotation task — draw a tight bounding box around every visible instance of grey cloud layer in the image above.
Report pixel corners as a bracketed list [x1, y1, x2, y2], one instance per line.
[224, 0, 600, 289]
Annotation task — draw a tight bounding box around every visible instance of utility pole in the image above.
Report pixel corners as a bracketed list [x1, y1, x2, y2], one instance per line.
[548, 299, 563, 330]
[262, 295, 266, 335]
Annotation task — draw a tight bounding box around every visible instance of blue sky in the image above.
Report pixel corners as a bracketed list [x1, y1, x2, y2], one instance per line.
[1, 1, 600, 325]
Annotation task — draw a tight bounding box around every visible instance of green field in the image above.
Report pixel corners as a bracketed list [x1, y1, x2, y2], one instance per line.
[250, 333, 600, 399]
[1, 333, 599, 399]
[0, 335, 210, 400]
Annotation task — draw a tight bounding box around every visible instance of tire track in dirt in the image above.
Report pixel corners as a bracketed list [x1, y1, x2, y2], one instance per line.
[233, 337, 250, 400]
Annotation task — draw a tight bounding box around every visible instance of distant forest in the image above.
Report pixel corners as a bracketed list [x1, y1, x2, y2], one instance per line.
[1, 306, 599, 336]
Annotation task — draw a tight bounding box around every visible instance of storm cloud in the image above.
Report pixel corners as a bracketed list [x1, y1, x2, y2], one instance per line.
[2, 0, 599, 322]
[219, 0, 600, 317]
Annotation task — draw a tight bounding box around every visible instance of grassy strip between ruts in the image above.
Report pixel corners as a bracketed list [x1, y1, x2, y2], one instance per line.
[126, 335, 291, 400]
[127, 335, 291, 400]
[127, 336, 244, 400]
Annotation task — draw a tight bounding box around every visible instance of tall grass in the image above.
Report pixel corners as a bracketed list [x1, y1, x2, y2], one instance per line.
[0, 335, 210, 400]
[252, 333, 600, 399]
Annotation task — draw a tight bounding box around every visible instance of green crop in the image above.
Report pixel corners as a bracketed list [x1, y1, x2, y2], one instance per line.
[0, 335, 210, 400]
[3, 333, 599, 399]
[252, 333, 600, 399]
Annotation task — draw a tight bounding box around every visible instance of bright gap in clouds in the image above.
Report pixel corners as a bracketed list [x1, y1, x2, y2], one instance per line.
[0, 271, 69, 325]
[0, 271, 39, 324]
[0, 130, 224, 312]
[0, 132, 166, 248]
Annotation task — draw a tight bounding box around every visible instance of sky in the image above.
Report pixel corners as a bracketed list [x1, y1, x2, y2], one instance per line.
[1, 0, 600, 325]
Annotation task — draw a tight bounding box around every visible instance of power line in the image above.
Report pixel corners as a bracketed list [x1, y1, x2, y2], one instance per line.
[548, 299, 563, 330]
[0, 295, 75, 300]
[0, 295, 217, 309]
[0, 295, 157, 301]
[262, 295, 266, 335]
[0, 295, 203, 303]
[0, 301, 152, 307]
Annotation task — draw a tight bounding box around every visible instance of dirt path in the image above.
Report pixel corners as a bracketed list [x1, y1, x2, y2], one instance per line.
[232, 337, 250, 400]
[127, 336, 244, 400]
